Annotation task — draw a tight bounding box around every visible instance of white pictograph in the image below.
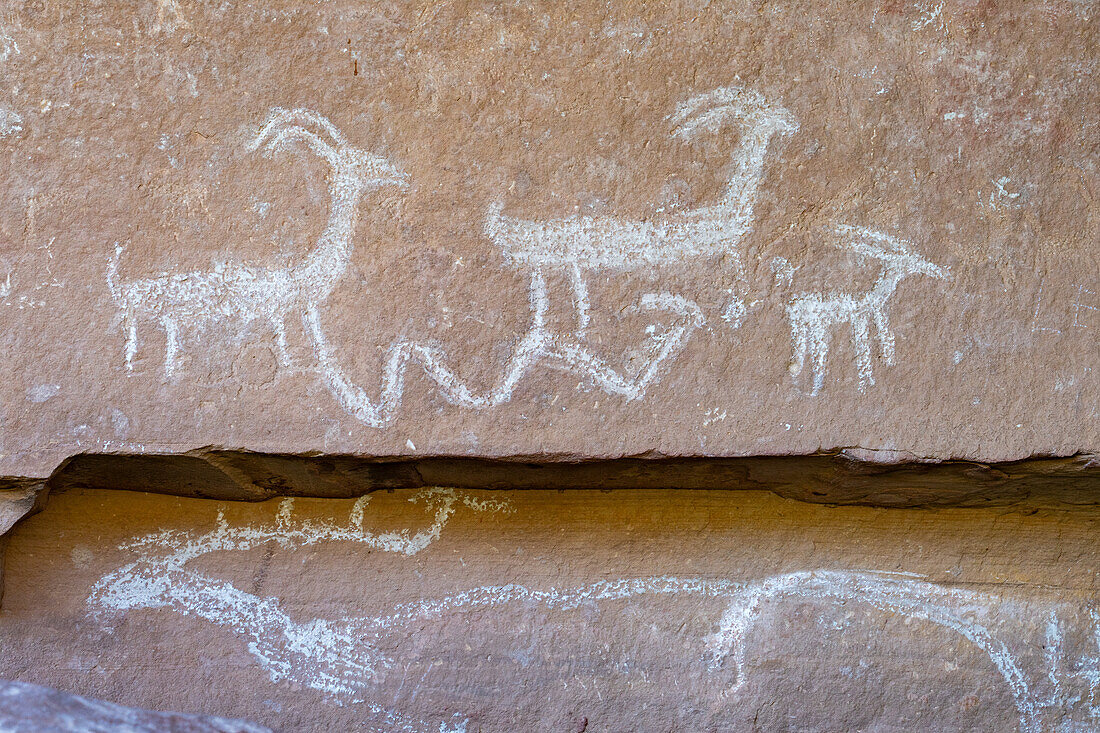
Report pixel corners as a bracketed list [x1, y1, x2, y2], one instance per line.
[1072, 284, 1097, 329]
[106, 108, 407, 376]
[88, 495, 1100, 733]
[708, 570, 1100, 733]
[305, 278, 705, 427]
[0, 33, 20, 138]
[786, 225, 948, 395]
[89, 489, 510, 733]
[0, 107, 20, 137]
[107, 91, 953, 412]
[305, 86, 794, 425]
[484, 85, 797, 331]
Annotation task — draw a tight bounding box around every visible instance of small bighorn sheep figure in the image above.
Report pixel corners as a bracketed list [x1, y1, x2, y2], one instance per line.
[106, 108, 407, 377]
[786, 225, 948, 395]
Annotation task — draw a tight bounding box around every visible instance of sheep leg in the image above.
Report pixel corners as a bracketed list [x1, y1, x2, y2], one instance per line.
[789, 316, 808, 384]
[569, 262, 590, 339]
[872, 308, 895, 366]
[124, 309, 138, 371]
[161, 316, 180, 378]
[810, 326, 830, 397]
[852, 314, 873, 391]
[271, 314, 291, 367]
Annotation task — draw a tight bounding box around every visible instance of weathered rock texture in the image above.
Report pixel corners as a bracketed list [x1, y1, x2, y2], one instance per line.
[0, 1, 1096, 478]
[3, 487, 1100, 732]
[0, 679, 271, 732]
[0, 2, 1096, 730]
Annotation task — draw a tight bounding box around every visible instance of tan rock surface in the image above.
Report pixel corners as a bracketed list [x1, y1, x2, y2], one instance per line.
[0, 1, 1096, 477]
[3, 486, 1100, 731]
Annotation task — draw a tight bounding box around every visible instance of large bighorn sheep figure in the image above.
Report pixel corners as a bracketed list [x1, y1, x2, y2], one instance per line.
[483, 85, 798, 334]
[107, 108, 407, 376]
[786, 225, 948, 395]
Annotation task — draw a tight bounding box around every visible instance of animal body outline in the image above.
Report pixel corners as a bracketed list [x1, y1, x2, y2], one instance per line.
[106, 108, 407, 376]
[483, 84, 799, 334]
[89, 494, 1099, 733]
[305, 84, 795, 426]
[786, 224, 949, 395]
[707, 570, 1098, 732]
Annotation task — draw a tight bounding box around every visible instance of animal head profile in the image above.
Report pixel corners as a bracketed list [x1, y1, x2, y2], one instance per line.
[668, 85, 799, 141]
[249, 107, 408, 189]
[834, 224, 949, 281]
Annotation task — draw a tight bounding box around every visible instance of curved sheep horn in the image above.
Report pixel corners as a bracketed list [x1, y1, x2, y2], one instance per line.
[833, 224, 914, 262]
[667, 86, 760, 127]
[834, 224, 947, 278]
[668, 86, 795, 139]
[263, 126, 342, 171]
[249, 107, 348, 152]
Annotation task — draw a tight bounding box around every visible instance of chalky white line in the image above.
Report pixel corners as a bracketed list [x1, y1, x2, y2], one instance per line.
[90, 495, 1099, 733]
[786, 225, 948, 395]
[484, 84, 798, 329]
[107, 108, 407, 376]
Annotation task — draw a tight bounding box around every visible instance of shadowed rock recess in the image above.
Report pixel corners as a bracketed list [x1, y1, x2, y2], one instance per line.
[0, 0, 1097, 730]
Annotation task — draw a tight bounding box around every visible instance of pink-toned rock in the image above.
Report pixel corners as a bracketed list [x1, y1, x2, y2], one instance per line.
[0, 0, 1094, 479]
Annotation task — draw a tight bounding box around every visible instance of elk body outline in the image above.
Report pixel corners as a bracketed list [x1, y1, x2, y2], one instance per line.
[786, 225, 948, 395]
[106, 108, 407, 376]
[483, 85, 799, 334]
[89, 525, 1098, 733]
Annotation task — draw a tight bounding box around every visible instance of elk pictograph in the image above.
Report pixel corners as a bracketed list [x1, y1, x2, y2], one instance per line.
[89, 513, 1100, 733]
[786, 225, 948, 395]
[484, 85, 798, 333]
[106, 108, 407, 376]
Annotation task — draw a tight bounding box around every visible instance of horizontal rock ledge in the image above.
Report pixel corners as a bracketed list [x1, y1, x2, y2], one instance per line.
[19, 450, 1100, 508]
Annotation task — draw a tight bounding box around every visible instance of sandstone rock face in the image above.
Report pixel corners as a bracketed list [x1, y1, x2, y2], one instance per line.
[0, 3, 1096, 730]
[0, 679, 270, 732]
[4, 487, 1100, 732]
[0, 483, 43, 537]
[0, 1, 1096, 478]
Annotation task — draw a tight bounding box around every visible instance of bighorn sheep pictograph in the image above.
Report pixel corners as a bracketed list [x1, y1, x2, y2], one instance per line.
[786, 224, 948, 395]
[107, 108, 407, 376]
[483, 85, 798, 333]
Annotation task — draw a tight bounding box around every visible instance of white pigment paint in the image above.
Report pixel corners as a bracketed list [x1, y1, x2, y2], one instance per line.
[106, 108, 407, 376]
[484, 85, 797, 329]
[786, 224, 949, 395]
[304, 87, 789, 426]
[0, 107, 22, 137]
[88, 489, 508, 732]
[90, 512, 1100, 733]
[25, 383, 59, 403]
[0, 34, 18, 64]
[305, 274, 704, 427]
[707, 569, 1100, 733]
